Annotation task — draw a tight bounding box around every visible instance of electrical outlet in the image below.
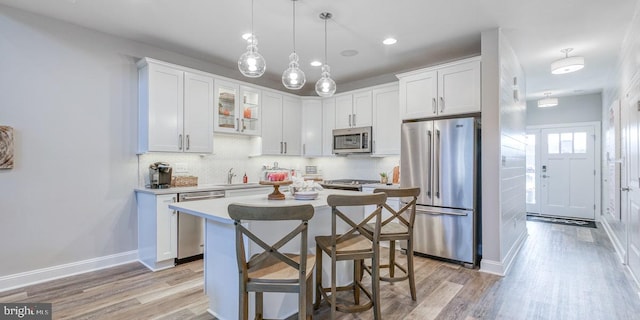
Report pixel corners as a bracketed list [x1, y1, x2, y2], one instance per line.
[175, 162, 188, 173]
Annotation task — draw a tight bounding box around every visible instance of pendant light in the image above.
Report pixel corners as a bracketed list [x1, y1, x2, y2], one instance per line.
[538, 92, 558, 108]
[238, 0, 266, 78]
[282, 0, 306, 90]
[315, 12, 336, 97]
[551, 48, 584, 75]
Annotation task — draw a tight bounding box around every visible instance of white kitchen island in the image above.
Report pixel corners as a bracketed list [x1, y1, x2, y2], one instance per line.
[168, 189, 364, 320]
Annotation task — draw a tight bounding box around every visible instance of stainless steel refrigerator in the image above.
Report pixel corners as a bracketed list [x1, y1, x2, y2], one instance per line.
[400, 117, 480, 266]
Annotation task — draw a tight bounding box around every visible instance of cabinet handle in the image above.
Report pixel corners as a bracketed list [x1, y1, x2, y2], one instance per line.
[241, 119, 245, 132]
[178, 134, 183, 150]
[280, 141, 283, 154]
[432, 98, 437, 114]
[353, 114, 356, 126]
[186, 134, 190, 150]
[439, 97, 444, 113]
[303, 144, 306, 155]
[236, 118, 240, 132]
[348, 114, 352, 127]
[284, 142, 288, 154]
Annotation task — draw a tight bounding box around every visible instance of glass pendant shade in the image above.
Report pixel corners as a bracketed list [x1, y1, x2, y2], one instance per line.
[282, 52, 306, 90]
[238, 35, 266, 78]
[315, 64, 336, 97]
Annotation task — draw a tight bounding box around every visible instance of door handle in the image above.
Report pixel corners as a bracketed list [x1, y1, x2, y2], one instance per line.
[622, 187, 631, 192]
[427, 130, 432, 198]
[178, 134, 183, 150]
[435, 129, 440, 198]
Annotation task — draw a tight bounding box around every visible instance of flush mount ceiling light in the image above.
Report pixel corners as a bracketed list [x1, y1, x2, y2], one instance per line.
[538, 92, 558, 108]
[310, 60, 322, 67]
[237, 0, 266, 78]
[282, 0, 306, 90]
[551, 48, 584, 74]
[315, 12, 337, 97]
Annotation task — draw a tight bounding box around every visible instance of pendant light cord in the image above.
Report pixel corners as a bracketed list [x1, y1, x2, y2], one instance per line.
[324, 16, 328, 65]
[250, 0, 254, 37]
[292, 0, 296, 53]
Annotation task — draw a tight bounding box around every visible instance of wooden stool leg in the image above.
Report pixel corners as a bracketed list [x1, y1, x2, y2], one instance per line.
[239, 279, 248, 320]
[306, 275, 314, 320]
[372, 247, 381, 320]
[389, 241, 396, 278]
[314, 244, 322, 310]
[407, 238, 416, 301]
[354, 260, 361, 305]
[255, 292, 263, 320]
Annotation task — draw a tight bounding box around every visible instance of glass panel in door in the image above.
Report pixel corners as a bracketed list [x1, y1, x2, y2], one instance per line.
[240, 86, 261, 135]
[526, 133, 538, 212]
[214, 80, 239, 133]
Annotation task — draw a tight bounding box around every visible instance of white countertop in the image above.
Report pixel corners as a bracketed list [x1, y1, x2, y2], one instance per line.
[134, 183, 270, 195]
[168, 189, 361, 224]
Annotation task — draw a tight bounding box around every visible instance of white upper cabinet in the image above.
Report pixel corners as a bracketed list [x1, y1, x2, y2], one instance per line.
[138, 58, 213, 153]
[322, 98, 336, 156]
[239, 86, 261, 135]
[372, 84, 400, 155]
[260, 91, 302, 156]
[398, 57, 481, 120]
[301, 99, 323, 157]
[334, 91, 373, 129]
[214, 80, 262, 135]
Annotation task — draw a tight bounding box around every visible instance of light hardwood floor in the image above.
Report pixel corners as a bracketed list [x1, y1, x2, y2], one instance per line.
[2, 221, 640, 319]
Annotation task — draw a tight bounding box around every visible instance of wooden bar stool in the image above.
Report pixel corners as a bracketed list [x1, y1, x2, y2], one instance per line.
[362, 187, 420, 300]
[314, 193, 387, 320]
[228, 203, 316, 320]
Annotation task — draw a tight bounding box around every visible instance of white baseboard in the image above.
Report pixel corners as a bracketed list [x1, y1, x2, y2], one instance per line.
[600, 218, 626, 264]
[479, 229, 528, 276]
[0, 250, 138, 292]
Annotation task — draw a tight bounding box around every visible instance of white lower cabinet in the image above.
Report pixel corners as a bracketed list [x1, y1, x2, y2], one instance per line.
[225, 187, 271, 198]
[137, 192, 178, 271]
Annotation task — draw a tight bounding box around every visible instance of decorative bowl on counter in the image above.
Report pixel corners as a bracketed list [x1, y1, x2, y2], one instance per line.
[293, 191, 319, 200]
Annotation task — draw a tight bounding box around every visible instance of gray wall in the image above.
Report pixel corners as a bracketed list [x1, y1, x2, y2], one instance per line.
[526, 93, 602, 126]
[0, 5, 246, 277]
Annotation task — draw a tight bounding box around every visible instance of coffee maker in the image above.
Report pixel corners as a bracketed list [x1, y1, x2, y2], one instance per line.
[149, 162, 172, 189]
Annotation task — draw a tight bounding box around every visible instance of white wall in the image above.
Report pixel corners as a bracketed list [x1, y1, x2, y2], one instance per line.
[480, 28, 528, 275]
[526, 93, 603, 126]
[601, 0, 640, 268]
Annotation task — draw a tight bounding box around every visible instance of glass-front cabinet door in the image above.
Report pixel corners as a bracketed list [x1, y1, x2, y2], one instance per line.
[214, 80, 261, 135]
[214, 79, 239, 133]
[239, 86, 261, 135]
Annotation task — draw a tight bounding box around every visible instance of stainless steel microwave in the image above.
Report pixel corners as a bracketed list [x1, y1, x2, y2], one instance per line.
[332, 126, 372, 154]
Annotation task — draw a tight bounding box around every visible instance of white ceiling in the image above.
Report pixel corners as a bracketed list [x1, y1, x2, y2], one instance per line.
[1, 0, 637, 99]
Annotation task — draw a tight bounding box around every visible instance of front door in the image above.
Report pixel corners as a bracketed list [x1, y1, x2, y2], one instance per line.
[540, 125, 596, 219]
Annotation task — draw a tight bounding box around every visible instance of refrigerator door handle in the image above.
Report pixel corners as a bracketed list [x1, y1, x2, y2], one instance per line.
[435, 129, 440, 198]
[427, 130, 432, 198]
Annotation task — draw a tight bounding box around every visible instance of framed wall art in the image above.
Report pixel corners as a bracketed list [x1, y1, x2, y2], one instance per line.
[0, 126, 14, 169]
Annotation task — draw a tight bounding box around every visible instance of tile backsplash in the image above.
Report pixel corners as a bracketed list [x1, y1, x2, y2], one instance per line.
[138, 134, 399, 187]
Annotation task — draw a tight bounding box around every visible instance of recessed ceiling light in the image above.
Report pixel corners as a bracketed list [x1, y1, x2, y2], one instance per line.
[340, 49, 359, 57]
[383, 38, 397, 45]
[310, 60, 322, 67]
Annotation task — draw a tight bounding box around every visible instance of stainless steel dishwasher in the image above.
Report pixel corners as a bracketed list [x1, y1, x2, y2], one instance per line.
[176, 190, 225, 264]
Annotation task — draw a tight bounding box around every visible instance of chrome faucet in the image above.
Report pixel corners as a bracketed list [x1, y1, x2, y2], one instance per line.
[227, 168, 236, 184]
